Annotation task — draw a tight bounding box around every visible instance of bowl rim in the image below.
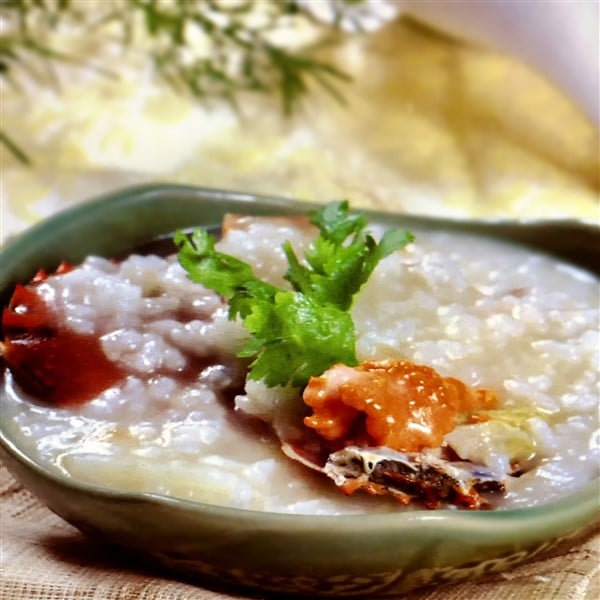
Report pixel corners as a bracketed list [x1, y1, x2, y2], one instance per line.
[2, 183, 598, 280]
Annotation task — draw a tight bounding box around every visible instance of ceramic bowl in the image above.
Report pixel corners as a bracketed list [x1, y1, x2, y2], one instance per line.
[1, 184, 598, 597]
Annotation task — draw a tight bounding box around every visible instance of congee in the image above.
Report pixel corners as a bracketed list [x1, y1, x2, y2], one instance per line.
[1, 205, 598, 514]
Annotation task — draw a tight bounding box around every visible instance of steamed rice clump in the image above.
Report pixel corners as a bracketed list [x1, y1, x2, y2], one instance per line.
[2, 220, 598, 513]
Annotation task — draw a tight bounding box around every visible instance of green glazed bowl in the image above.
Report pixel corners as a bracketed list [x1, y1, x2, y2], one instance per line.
[1, 184, 598, 597]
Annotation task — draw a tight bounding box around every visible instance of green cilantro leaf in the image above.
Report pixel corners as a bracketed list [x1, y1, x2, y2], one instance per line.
[239, 292, 357, 388]
[284, 201, 414, 310]
[175, 201, 413, 388]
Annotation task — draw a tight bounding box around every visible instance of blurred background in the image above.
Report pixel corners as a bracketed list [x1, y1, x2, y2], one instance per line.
[1, 0, 598, 241]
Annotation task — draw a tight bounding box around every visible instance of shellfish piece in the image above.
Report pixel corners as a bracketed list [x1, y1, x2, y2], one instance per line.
[302, 359, 497, 453]
[324, 446, 505, 509]
[222, 213, 314, 235]
[1, 265, 125, 406]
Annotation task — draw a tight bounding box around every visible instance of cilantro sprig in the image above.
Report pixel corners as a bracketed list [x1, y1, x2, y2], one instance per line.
[175, 201, 414, 389]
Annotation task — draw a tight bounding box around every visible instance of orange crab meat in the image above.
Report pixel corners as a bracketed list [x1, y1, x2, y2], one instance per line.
[303, 359, 497, 453]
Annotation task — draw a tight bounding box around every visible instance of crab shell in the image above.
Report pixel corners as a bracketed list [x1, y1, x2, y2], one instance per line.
[283, 442, 505, 510]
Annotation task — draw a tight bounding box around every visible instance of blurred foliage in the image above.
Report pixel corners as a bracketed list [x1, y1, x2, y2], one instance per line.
[0, 0, 363, 163]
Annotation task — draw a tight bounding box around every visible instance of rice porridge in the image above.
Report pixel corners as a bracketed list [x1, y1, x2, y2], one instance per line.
[1, 216, 598, 514]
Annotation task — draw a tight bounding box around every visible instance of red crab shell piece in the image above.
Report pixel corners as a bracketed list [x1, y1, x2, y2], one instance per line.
[1, 264, 125, 406]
